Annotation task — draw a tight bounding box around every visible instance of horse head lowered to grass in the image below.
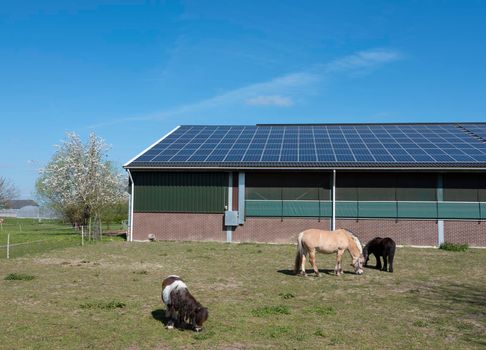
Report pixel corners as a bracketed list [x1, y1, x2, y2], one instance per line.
[363, 237, 396, 272]
[294, 229, 365, 276]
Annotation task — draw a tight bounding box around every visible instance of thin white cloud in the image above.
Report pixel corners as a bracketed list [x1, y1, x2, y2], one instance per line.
[323, 49, 402, 73]
[89, 48, 402, 128]
[245, 95, 294, 107]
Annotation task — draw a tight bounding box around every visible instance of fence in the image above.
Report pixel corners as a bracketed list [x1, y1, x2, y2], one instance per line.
[0, 218, 125, 259]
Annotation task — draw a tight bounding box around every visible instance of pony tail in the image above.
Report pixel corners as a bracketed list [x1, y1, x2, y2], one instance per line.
[294, 232, 305, 274]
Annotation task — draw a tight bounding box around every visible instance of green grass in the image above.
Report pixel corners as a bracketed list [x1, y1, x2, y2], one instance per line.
[4, 273, 35, 281]
[0, 240, 485, 349]
[0, 218, 124, 259]
[440, 242, 469, 252]
[79, 300, 126, 310]
[303, 305, 336, 315]
[251, 305, 290, 317]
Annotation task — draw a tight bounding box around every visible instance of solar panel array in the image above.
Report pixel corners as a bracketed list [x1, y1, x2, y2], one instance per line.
[126, 124, 486, 168]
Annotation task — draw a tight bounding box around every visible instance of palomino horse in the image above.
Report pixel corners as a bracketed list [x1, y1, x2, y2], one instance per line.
[294, 229, 364, 276]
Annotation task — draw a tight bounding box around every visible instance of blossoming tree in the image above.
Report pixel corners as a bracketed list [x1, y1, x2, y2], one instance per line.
[36, 132, 127, 236]
[0, 177, 19, 209]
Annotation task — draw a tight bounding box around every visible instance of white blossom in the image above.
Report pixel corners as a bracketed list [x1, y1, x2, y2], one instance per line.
[37, 132, 126, 225]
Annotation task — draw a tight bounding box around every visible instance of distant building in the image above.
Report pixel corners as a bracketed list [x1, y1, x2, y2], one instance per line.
[7, 200, 38, 210]
[124, 123, 486, 247]
[0, 199, 57, 219]
[0, 200, 39, 218]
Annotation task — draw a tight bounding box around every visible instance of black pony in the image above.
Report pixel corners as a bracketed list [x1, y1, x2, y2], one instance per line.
[363, 237, 396, 272]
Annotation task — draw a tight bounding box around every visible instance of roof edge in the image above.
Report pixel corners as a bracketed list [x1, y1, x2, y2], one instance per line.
[256, 121, 486, 126]
[123, 125, 180, 168]
[124, 166, 486, 171]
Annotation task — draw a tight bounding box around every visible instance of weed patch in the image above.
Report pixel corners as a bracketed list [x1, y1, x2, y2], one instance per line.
[80, 300, 126, 310]
[279, 292, 295, 299]
[4, 273, 35, 281]
[251, 305, 290, 317]
[414, 320, 428, 327]
[304, 305, 336, 316]
[439, 242, 469, 252]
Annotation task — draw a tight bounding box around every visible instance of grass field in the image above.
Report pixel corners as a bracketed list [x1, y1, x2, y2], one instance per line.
[0, 239, 485, 349]
[0, 218, 124, 259]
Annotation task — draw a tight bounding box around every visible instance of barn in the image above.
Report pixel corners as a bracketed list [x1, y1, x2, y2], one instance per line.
[123, 123, 486, 247]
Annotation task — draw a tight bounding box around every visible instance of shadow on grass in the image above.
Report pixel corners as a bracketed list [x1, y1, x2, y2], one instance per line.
[277, 269, 355, 276]
[151, 309, 169, 326]
[364, 265, 389, 271]
[411, 283, 486, 346]
[422, 283, 486, 309]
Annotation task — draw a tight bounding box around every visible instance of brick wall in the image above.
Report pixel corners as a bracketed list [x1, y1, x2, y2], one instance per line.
[133, 212, 226, 241]
[444, 221, 486, 247]
[336, 219, 438, 246]
[233, 217, 331, 244]
[132, 212, 486, 247]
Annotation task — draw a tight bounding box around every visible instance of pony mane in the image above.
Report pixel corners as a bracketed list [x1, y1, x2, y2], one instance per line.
[344, 229, 363, 254]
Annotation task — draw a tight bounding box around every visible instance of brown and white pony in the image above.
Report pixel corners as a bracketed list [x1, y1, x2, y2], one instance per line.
[161, 275, 208, 332]
[294, 229, 364, 276]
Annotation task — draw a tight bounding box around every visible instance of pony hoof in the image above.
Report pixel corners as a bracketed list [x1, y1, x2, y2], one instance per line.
[314, 272, 320, 277]
[166, 325, 174, 330]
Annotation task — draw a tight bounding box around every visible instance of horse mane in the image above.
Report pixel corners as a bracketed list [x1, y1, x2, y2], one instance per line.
[171, 288, 206, 326]
[342, 228, 363, 254]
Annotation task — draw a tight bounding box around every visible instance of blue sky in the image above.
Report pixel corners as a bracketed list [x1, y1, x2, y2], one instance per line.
[1, 0, 486, 198]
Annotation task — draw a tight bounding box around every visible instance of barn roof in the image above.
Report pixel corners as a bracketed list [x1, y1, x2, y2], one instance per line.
[124, 122, 486, 170]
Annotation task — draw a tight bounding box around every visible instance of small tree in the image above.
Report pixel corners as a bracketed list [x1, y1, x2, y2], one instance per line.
[101, 200, 128, 230]
[0, 177, 19, 209]
[36, 132, 127, 236]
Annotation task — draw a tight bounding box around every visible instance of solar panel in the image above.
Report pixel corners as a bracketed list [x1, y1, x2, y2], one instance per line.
[125, 123, 486, 168]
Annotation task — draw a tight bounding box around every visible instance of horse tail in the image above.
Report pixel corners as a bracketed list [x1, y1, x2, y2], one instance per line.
[294, 231, 306, 274]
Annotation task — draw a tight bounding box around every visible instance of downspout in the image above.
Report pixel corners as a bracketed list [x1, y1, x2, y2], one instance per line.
[332, 169, 336, 231]
[227, 172, 233, 242]
[238, 172, 245, 224]
[437, 173, 444, 246]
[127, 169, 135, 242]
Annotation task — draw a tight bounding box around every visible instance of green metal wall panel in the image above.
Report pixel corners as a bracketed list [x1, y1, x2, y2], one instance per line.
[132, 172, 227, 213]
[246, 200, 332, 217]
[247, 199, 485, 219]
[397, 202, 437, 218]
[438, 202, 482, 219]
[246, 200, 282, 217]
[283, 201, 319, 217]
[319, 202, 333, 217]
[336, 202, 358, 217]
[358, 202, 397, 218]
